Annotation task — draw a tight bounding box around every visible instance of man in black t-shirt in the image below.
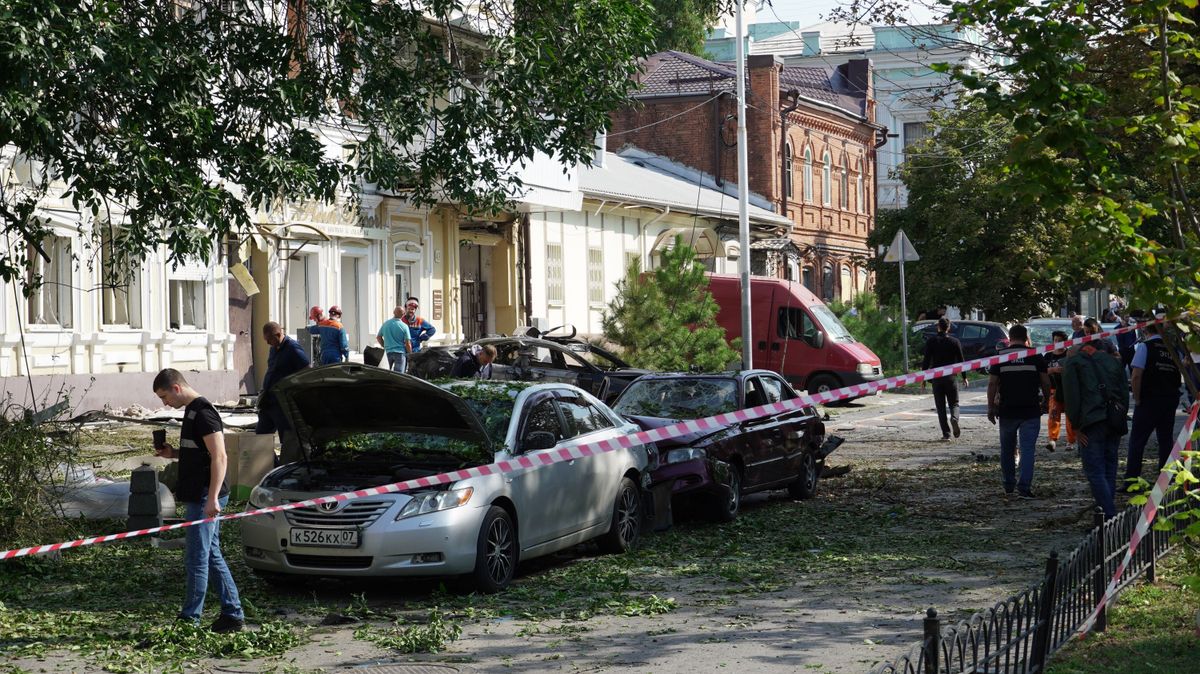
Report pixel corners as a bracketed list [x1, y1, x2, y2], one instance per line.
[920, 318, 968, 440]
[152, 369, 244, 633]
[987, 325, 1052, 498]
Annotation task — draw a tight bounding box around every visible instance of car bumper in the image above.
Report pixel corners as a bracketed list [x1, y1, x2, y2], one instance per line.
[836, 368, 885, 386]
[241, 500, 487, 577]
[648, 457, 727, 497]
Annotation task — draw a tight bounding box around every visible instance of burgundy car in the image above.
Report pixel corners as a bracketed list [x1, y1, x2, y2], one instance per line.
[612, 370, 842, 524]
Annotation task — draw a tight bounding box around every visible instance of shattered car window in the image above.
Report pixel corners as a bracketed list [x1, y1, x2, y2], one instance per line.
[613, 378, 739, 419]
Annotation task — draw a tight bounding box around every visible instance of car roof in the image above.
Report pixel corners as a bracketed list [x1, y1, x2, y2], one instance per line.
[625, 369, 782, 380]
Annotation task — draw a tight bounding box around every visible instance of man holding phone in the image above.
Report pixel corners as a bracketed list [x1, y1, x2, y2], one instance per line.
[152, 368, 244, 632]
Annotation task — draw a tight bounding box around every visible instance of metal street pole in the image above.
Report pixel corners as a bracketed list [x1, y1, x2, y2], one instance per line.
[899, 237, 909, 373]
[735, 0, 752, 370]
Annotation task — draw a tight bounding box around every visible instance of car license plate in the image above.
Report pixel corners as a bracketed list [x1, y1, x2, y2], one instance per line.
[289, 528, 359, 548]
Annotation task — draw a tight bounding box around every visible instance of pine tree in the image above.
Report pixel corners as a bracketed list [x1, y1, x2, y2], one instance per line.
[602, 237, 740, 372]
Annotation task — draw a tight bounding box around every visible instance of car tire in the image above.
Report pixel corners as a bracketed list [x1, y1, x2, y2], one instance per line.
[709, 463, 742, 523]
[788, 452, 819, 500]
[598, 477, 641, 554]
[471, 506, 518, 593]
[806, 374, 839, 396]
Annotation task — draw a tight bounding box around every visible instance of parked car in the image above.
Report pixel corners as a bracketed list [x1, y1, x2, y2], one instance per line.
[1024, 317, 1119, 349]
[611, 370, 841, 524]
[408, 332, 648, 403]
[911, 320, 1010, 359]
[707, 274, 884, 395]
[242, 364, 651, 592]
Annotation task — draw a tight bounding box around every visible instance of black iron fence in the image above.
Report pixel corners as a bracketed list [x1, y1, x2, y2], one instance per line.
[868, 488, 1191, 674]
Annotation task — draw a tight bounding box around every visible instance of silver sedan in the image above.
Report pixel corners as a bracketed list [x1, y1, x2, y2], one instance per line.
[242, 365, 649, 591]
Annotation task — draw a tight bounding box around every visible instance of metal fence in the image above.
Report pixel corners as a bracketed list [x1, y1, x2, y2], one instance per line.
[868, 488, 1191, 674]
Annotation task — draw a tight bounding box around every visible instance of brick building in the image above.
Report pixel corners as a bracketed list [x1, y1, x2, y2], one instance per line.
[609, 51, 885, 301]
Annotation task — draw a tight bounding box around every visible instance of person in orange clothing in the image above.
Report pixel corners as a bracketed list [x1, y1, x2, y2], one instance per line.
[1045, 330, 1076, 452]
[307, 305, 349, 364]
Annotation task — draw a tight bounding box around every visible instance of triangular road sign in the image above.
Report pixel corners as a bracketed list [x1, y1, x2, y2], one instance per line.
[883, 229, 920, 262]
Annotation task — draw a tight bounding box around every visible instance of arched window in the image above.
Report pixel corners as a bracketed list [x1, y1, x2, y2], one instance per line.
[858, 268, 869, 295]
[802, 266, 813, 290]
[822, 263, 834, 300]
[840, 265, 853, 301]
[821, 150, 832, 206]
[784, 142, 794, 199]
[840, 154, 850, 209]
[856, 158, 865, 213]
[803, 147, 813, 203]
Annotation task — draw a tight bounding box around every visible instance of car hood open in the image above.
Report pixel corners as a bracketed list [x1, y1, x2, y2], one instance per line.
[270, 364, 492, 458]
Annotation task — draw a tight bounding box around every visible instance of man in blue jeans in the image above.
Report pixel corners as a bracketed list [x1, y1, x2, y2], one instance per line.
[988, 325, 1052, 498]
[153, 369, 244, 632]
[1062, 341, 1130, 519]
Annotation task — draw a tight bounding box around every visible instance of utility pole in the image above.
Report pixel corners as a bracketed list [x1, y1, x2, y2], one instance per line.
[735, 0, 752, 370]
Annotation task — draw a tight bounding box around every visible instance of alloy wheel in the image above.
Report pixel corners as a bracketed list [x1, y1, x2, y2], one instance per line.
[615, 486, 640, 546]
[485, 517, 514, 584]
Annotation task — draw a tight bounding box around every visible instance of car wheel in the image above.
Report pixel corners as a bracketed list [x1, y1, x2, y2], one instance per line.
[598, 477, 641, 554]
[807, 374, 839, 396]
[788, 452, 819, 500]
[472, 506, 518, 593]
[709, 463, 742, 523]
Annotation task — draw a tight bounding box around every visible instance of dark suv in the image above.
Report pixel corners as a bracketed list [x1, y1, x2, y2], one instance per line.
[912, 320, 1010, 360]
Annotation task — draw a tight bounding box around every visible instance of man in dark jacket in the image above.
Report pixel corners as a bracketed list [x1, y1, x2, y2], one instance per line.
[921, 318, 968, 440]
[256, 322, 310, 463]
[988, 324, 1052, 498]
[1063, 341, 1130, 518]
[1124, 322, 1181, 482]
[451, 344, 497, 379]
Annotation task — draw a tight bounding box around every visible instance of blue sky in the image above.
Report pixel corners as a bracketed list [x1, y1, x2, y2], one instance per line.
[764, 0, 940, 26]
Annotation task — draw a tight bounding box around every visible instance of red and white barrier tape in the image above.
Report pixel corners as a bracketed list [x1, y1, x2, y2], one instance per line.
[0, 314, 1176, 561]
[1077, 401, 1200, 638]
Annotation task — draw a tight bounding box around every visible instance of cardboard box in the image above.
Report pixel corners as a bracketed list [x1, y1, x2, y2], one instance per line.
[224, 432, 277, 500]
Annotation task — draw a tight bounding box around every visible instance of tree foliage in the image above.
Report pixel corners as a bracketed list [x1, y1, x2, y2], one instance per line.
[869, 101, 1096, 321]
[602, 238, 740, 372]
[0, 0, 725, 284]
[647, 0, 724, 55]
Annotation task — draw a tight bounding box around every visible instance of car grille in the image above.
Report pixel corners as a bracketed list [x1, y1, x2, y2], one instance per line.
[286, 553, 373, 569]
[284, 500, 391, 527]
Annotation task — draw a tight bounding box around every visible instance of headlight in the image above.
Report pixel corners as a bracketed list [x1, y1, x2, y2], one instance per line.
[665, 448, 705, 464]
[249, 486, 279, 509]
[395, 487, 474, 521]
[857, 362, 876, 375]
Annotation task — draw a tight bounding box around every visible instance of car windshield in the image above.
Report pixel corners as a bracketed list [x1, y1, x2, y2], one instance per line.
[563, 342, 629, 370]
[613, 378, 739, 419]
[1027, 325, 1063, 347]
[811, 304, 856, 342]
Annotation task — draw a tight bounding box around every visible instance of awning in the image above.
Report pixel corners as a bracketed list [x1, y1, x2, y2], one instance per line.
[651, 227, 726, 258]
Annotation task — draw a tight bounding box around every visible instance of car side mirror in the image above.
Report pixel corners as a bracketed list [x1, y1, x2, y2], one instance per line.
[523, 431, 557, 452]
[806, 331, 825, 349]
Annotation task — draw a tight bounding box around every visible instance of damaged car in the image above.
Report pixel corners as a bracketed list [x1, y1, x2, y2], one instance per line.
[408, 330, 648, 403]
[612, 370, 841, 524]
[242, 364, 651, 592]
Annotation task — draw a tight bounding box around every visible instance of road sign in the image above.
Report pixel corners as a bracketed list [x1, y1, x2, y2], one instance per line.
[883, 230, 920, 262]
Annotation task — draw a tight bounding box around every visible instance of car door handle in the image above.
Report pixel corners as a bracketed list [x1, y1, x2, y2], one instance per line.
[771, 343, 780, 351]
[757, 340, 767, 350]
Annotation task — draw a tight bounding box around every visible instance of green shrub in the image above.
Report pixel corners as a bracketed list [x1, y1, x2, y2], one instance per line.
[828, 293, 919, 376]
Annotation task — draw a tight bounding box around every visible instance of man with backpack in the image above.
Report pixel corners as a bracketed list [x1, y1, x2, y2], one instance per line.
[1124, 321, 1182, 483]
[1062, 340, 1130, 519]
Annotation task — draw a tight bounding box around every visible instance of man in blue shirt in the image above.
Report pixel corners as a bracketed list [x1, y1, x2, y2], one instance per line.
[256, 322, 310, 463]
[308, 305, 350, 364]
[376, 306, 413, 373]
[1124, 322, 1182, 483]
[401, 297, 436, 351]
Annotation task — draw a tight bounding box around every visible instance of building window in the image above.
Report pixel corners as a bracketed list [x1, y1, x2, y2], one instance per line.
[840, 155, 850, 209]
[904, 121, 928, 157]
[546, 242, 563, 305]
[841, 265, 853, 301]
[822, 264, 834, 301]
[856, 159, 865, 214]
[587, 247, 604, 305]
[169, 279, 206, 330]
[802, 266, 813, 290]
[27, 235, 73, 328]
[784, 142, 794, 199]
[803, 147, 813, 203]
[821, 151, 832, 206]
[858, 268, 869, 295]
[99, 227, 143, 328]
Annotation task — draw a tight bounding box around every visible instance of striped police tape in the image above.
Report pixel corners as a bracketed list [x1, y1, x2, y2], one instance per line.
[0, 313, 1176, 561]
[1077, 401, 1200, 638]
